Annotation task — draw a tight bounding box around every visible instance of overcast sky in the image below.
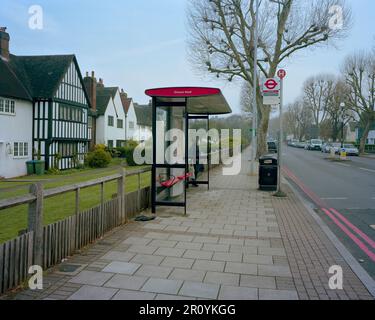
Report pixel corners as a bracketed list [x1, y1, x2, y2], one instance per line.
[1, 0, 374, 113]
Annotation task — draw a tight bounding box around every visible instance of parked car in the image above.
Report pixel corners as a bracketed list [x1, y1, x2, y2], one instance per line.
[295, 141, 306, 148]
[307, 139, 323, 151]
[340, 144, 359, 156]
[267, 141, 278, 153]
[328, 143, 342, 154]
[321, 143, 329, 153]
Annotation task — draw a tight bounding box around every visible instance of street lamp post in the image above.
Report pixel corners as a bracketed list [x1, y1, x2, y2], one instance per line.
[250, 0, 259, 175]
[340, 102, 345, 148]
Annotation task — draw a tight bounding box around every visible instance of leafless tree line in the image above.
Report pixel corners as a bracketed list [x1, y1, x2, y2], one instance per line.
[280, 49, 375, 153]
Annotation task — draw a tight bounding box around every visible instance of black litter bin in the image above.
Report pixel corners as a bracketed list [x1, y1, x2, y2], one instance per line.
[259, 155, 278, 191]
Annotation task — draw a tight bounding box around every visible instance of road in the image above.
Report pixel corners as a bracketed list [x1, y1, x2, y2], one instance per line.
[282, 146, 375, 279]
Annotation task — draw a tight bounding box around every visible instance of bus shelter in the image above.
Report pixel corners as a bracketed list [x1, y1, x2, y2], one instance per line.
[145, 87, 232, 214]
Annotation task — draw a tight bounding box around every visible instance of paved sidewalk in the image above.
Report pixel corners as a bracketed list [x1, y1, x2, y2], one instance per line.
[4, 150, 374, 300]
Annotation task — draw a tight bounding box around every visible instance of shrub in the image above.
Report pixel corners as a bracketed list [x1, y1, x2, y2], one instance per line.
[119, 140, 139, 166]
[85, 146, 112, 168]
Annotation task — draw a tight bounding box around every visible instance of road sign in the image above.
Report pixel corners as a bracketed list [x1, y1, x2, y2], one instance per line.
[265, 79, 277, 90]
[277, 69, 287, 79]
[262, 78, 280, 105]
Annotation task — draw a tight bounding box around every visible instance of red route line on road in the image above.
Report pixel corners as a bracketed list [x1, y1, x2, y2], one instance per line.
[282, 165, 375, 262]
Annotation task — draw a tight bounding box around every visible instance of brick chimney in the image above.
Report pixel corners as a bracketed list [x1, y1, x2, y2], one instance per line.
[83, 71, 97, 111]
[120, 88, 128, 99]
[0, 27, 10, 60]
[97, 78, 104, 88]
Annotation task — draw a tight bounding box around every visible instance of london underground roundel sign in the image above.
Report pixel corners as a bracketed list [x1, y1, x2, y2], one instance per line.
[264, 79, 278, 90]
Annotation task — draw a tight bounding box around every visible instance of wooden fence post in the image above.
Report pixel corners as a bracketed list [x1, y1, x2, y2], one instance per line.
[117, 168, 125, 224]
[28, 183, 43, 267]
[75, 188, 80, 215]
[137, 172, 141, 212]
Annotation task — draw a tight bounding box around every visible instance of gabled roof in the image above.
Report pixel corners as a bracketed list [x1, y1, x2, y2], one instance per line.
[95, 86, 120, 116]
[134, 103, 152, 127]
[0, 54, 82, 101]
[96, 95, 112, 116]
[121, 96, 133, 115]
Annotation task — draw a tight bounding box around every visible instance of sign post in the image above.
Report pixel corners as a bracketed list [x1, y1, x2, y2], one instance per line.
[276, 69, 286, 197]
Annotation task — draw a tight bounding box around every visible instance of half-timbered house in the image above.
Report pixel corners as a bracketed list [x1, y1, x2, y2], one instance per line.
[0, 28, 91, 175]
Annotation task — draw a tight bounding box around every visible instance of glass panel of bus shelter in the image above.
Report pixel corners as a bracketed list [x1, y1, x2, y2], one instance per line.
[188, 117, 211, 182]
[154, 105, 186, 204]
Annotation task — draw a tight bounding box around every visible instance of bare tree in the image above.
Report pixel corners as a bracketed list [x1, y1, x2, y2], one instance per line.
[302, 74, 335, 138]
[187, 0, 351, 156]
[325, 78, 354, 141]
[283, 98, 312, 141]
[342, 51, 375, 153]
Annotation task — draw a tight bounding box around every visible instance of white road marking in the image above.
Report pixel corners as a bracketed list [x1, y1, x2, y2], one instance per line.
[321, 197, 348, 200]
[359, 167, 375, 173]
[337, 163, 351, 167]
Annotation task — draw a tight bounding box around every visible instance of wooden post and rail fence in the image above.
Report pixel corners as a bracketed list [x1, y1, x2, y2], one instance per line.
[0, 167, 151, 295]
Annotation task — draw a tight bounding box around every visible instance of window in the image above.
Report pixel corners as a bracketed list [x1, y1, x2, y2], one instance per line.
[58, 142, 77, 157]
[108, 140, 114, 148]
[129, 121, 134, 129]
[117, 119, 123, 128]
[116, 140, 124, 148]
[58, 104, 83, 122]
[88, 116, 93, 128]
[108, 116, 114, 127]
[0, 98, 15, 115]
[14, 142, 28, 158]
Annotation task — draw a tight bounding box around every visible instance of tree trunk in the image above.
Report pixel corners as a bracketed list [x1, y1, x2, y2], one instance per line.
[257, 103, 271, 158]
[359, 120, 371, 154]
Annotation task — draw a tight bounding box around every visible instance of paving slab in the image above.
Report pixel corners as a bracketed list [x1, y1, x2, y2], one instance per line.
[240, 275, 277, 289]
[68, 285, 118, 300]
[218, 285, 258, 300]
[104, 274, 148, 290]
[131, 254, 165, 266]
[135, 265, 173, 279]
[100, 251, 135, 262]
[112, 289, 156, 300]
[169, 268, 206, 282]
[161, 257, 195, 269]
[102, 261, 141, 275]
[179, 281, 220, 299]
[259, 289, 299, 300]
[141, 278, 183, 295]
[204, 271, 240, 286]
[69, 271, 114, 286]
[192, 260, 225, 272]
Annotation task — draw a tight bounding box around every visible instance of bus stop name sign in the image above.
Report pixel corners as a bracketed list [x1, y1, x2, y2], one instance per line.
[262, 78, 280, 105]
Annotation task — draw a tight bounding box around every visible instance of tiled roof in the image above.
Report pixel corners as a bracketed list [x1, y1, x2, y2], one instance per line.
[121, 96, 132, 114]
[134, 103, 152, 127]
[0, 54, 75, 100]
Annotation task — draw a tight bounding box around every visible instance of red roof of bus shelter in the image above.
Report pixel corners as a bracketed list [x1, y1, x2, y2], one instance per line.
[145, 87, 232, 115]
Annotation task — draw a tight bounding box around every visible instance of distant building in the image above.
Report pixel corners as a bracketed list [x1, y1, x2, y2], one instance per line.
[134, 102, 152, 142]
[0, 28, 90, 178]
[119, 90, 138, 141]
[84, 74, 126, 148]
